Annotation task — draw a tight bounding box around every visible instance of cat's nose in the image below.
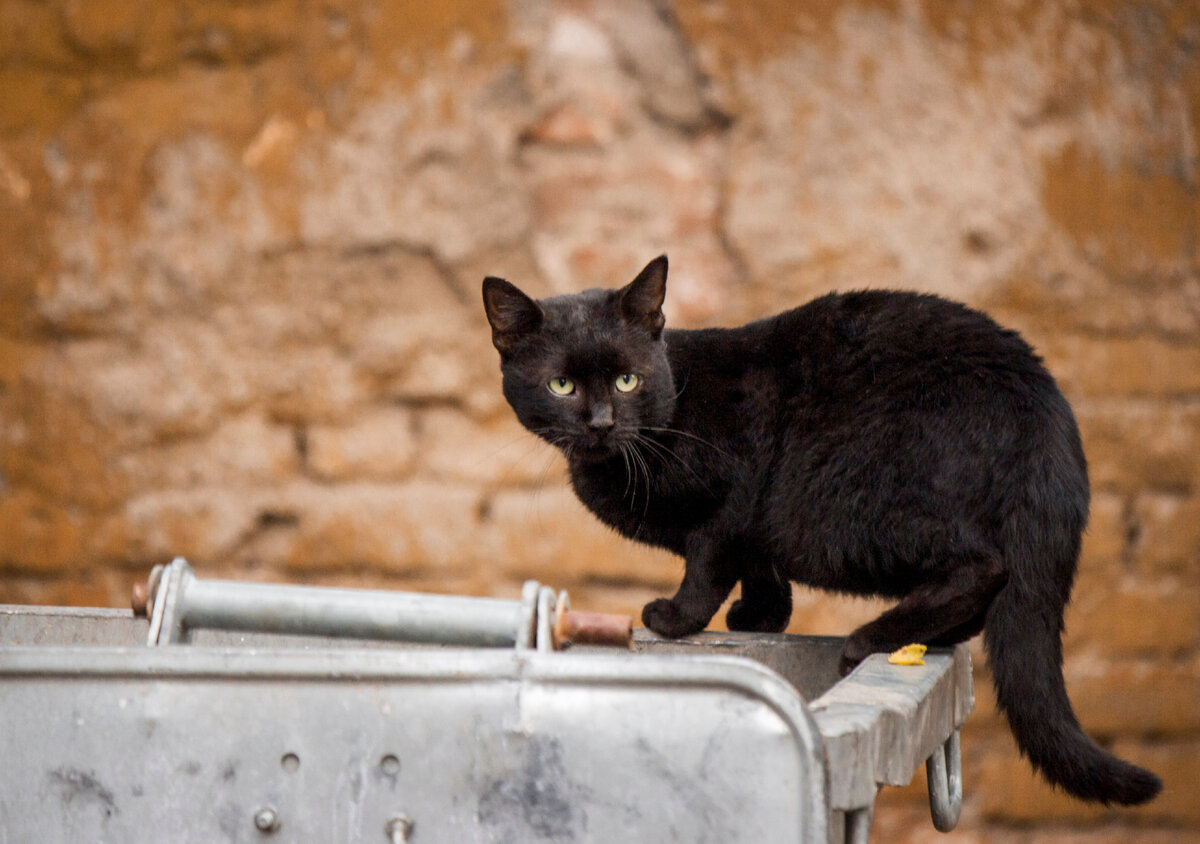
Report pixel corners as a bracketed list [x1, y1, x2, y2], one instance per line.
[587, 402, 614, 430]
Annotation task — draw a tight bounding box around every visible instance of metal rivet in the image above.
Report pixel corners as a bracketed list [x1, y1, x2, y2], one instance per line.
[254, 807, 280, 833]
[385, 814, 413, 843]
[380, 754, 400, 775]
[281, 752, 300, 772]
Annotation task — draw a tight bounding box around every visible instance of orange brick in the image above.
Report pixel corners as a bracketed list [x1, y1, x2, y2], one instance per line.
[1131, 493, 1200, 577]
[478, 486, 681, 589]
[1078, 492, 1129, 572]
[1077, 404, 1200, 496]
[1071, 579, 1200, 658]
[1068, 660, 1200, 737]
[415, 409, 567, 486]
[0, 574, 111, 608]
[1048, 336, 1200, 400]
[870, 799, 988, 844]
[307, 407, 416, 481]
[977, 752, 1113, 824]
[277, 481, 484, 575]
[789, 592, 893, 637]
[0, 490, 87, 575]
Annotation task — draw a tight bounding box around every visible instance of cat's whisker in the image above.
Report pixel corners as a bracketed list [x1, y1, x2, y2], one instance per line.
[620, 444, 635, 502]
[634, 432, 716, 497]
[670, 373, 689, 401]
[491, 436, 560, 491]
[639, 426, 743, 464]
[620, 443, 636, 509]
[623, 439, 651, 533]
[637, 443, 652, 527]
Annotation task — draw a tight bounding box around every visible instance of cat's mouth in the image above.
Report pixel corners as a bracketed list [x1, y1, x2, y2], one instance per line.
[568, 432, 627, 463]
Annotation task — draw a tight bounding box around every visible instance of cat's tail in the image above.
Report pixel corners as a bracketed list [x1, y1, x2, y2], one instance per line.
[984, 551, 1162, 804]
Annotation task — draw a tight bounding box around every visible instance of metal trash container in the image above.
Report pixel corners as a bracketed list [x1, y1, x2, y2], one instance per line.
[0, 559, 972, 843]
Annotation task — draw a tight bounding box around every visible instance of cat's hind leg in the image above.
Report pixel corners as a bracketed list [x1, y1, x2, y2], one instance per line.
[726, 573, 793, 633]
[839, 554, 1006, 675]
[926, 608, 988, 646]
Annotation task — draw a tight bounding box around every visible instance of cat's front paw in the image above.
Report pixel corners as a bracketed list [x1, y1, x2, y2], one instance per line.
[642, 599, 707, 639]
[726, 598, 790, 633]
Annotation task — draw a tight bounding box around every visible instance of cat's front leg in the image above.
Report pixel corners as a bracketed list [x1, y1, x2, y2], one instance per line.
[642, 539, 738, 638]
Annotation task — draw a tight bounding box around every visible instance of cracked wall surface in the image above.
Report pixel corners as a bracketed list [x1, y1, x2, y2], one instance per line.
[1, 0, 1199, 838]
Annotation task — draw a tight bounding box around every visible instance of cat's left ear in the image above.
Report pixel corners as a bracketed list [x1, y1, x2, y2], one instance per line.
[619, 255, 668, 338]
[483, 276, 544, 355]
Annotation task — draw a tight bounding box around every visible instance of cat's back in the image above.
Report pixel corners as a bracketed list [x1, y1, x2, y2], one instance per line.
[774, 289, 1028, 357]
[757, 289, 1055, 400]
[665, 288, 1073, 452]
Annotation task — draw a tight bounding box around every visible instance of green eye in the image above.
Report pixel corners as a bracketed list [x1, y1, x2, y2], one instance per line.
[548, 376, 576, 396]
[615, 373, 640, 393]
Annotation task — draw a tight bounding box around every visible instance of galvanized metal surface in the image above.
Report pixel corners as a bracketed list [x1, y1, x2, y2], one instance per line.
[627, 630, 846, 703]
[1, 602, 975, 843]
[808, 643, 974, 811]
[0, 644, 827, 844]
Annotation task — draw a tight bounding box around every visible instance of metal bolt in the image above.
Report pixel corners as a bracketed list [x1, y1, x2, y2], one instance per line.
[254, 807, 280, 833]
[385, 814, 413, 843]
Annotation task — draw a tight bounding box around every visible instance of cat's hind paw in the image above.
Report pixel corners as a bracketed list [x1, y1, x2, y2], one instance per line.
[838, 634, 878, 676]
[642, 598, 707, 639]
[726, 598, 790, 633]
[838, 652, 864, 677]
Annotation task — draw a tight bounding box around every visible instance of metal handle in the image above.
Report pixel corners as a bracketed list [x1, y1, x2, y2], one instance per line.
[138, 558, 632, 651]
[926, 728, 963, 832]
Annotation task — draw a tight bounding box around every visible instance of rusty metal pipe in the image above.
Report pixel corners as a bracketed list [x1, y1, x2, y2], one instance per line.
[555, 609, 633, 649]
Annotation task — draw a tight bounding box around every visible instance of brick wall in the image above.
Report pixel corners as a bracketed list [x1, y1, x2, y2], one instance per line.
[1, 1, 1198, 839]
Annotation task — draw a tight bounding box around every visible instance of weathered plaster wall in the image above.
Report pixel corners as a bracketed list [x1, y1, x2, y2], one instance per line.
[1, 1, 1198, 838]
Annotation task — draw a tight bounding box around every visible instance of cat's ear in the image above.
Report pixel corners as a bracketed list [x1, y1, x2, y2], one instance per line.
[483, 276, 544, 354]
[619, 255, 668, 338]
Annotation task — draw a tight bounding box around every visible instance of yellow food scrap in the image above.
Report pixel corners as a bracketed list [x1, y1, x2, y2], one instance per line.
[888, 644, 928, 666]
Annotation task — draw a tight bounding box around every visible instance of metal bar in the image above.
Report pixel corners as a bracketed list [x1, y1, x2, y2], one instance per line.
[147, 558, 527, 648]
[180, 577, 525, 647]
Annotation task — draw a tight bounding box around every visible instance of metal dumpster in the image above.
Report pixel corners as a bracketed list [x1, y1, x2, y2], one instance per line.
[0, 560, 972, 843]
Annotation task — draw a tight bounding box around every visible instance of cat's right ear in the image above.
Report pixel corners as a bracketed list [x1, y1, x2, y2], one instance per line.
[483, 277, 544, 355]
[619, 255, 668, 339]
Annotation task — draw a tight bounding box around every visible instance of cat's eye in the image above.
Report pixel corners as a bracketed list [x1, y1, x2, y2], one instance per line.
[615, 373, 641, 393]
[548, 376, 576, 396]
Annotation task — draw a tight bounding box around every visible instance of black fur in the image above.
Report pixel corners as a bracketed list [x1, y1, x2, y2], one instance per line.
[482, 255, 1162, 806]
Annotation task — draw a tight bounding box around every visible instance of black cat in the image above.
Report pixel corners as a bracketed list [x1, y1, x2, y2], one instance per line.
[482, 255, 1161, 806]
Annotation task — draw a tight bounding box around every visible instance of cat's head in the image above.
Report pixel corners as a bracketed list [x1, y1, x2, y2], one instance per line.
[482, 256, 676, 462]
